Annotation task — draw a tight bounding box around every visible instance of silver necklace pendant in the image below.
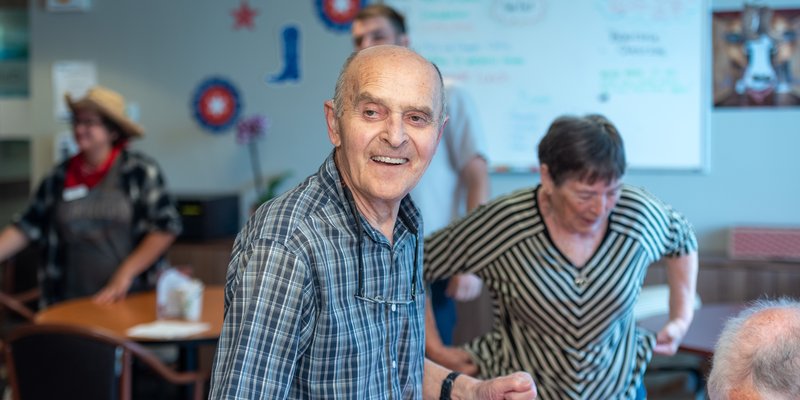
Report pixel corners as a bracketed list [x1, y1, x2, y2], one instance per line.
[575, 276, 588, 288]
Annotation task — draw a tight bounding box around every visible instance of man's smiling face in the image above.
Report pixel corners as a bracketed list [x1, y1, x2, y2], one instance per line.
[326, 45, 445, 209]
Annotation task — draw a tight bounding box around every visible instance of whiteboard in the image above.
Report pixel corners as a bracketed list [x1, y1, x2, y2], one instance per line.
[387, 0, 709, 172]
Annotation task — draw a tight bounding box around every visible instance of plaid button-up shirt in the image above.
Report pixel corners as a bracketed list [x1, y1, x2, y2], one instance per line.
[209, 153, 426, 399]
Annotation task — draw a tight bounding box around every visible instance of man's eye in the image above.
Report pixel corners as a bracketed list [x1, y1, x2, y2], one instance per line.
[363, 108, 383, 120]
[407, 114, 430, 125]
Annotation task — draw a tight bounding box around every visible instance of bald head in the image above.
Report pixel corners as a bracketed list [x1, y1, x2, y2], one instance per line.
[323, 44, 447, 217]
[332, 45, 446, 127]
[708, 299, 800, 400]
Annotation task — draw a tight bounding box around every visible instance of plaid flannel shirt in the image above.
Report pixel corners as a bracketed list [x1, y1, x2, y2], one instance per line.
[209, 153, 426, 399]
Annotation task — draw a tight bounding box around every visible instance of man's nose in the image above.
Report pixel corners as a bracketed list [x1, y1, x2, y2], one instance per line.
[383, 115, 408, 148]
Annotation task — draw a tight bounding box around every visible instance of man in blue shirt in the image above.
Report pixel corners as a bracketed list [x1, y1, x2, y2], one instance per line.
[209, 46, 536, 399]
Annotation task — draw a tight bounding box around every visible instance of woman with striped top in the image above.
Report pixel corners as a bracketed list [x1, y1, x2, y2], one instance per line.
[423, 114, 698, 399]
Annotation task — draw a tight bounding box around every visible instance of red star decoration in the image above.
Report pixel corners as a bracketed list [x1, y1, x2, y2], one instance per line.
[232, 1, 258, 30]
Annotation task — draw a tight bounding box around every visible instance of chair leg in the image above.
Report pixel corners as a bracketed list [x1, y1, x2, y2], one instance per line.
[0, 294, 35, 322]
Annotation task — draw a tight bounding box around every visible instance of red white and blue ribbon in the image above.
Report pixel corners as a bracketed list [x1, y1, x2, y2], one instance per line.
[315, 0, 366, 32]
[191, 77, 242, 133]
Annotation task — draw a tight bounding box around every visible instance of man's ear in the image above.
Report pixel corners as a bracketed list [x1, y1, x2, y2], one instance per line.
[324, 100, 341, 147]
[436, 116, 448, 145]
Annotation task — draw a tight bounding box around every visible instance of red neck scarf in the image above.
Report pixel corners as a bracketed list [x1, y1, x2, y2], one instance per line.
[64, 143, 125, 189]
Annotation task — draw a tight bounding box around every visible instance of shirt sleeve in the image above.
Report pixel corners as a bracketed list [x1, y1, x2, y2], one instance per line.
[137, 158, 182, 236]
[443, 83, 489, 172]
[12, 173, 58, 243]
[424, 195, 523, 282]
[621, 186, 698, 259]
[209, 236, 316, 400]
[661, 204, 697, 257]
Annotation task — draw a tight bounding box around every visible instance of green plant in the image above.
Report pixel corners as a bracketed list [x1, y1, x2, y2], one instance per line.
[256, 170, 292, 205]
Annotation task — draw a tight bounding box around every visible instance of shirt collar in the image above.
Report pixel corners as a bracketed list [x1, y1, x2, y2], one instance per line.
[318, 150, 422, 244]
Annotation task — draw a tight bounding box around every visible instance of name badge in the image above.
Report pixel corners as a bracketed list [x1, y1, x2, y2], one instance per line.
[62, 185, 89, 201]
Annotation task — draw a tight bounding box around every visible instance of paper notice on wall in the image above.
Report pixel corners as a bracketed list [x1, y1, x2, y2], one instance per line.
[52, 61, 97, 120]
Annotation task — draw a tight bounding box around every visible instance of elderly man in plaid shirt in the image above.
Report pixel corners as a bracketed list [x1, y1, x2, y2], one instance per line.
[209, 46, 536, 399]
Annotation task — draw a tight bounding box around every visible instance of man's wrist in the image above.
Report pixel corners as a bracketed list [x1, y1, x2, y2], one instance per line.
[440, 371, 461, 400]
[450, 374, 480, 400]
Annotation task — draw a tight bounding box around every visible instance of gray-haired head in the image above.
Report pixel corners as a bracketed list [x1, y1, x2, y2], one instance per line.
[707, 298, 800, 400]
[331, 45, 447, 129]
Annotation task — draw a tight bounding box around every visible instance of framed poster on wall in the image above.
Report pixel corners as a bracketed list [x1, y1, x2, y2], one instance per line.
[713, 5, 800, 107]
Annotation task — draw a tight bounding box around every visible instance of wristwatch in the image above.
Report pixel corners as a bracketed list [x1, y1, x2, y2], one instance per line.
[439, 371, 462, 400]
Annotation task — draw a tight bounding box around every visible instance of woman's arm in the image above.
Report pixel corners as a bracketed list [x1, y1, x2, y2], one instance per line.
[424, 297, 479, 375]
[7, 170, 62, 262]
[0, 226, 31, 263]
[93, 231, 176, 304]
[653, 251, 698, 355]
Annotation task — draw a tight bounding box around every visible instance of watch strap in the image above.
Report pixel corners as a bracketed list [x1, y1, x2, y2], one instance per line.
[439, 371, 462, 400]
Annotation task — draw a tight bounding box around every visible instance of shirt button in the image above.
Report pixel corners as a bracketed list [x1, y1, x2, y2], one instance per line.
[391, 304, 397, 312]
[392, 360, 397, 369]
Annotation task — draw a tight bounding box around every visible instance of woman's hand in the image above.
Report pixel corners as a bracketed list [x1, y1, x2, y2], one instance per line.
[428, 345, 479, 376]
[653, 318, 689, 355]
[93, 270, 134, 304]
[93, 231, 177, 305]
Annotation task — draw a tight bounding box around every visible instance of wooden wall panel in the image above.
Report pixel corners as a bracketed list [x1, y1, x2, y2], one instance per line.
[645, 257, 800, 304]
[167, 239, 234, 286]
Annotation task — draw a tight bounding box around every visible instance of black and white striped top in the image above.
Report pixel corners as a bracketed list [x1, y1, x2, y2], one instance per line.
[424, 185, 697, 399]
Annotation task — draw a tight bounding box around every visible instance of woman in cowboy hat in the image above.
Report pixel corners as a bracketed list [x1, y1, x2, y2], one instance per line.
[0, 85, 182, 305]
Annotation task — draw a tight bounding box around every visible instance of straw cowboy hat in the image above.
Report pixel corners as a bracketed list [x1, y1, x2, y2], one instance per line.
[65, 86, 144, 138]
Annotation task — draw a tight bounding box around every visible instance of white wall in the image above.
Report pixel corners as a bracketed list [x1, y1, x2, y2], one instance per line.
[25, 1, 352, 211]
[5, 0, 800, 254]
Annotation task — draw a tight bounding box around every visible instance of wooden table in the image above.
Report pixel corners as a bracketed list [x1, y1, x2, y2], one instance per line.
[638, 303, 745, 357]
[35, 286, 224, 400]
[35, 286, 224, 344]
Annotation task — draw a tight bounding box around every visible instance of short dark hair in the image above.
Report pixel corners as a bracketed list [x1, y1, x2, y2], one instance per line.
[537, 114, 626, 186]
[354, 4, 406, 35]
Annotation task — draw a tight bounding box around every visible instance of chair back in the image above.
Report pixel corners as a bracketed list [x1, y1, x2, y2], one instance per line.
[5, 324, 132, 400]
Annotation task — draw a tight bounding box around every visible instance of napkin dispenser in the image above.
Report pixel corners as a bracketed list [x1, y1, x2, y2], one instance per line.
[156, 269, 204, 321]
